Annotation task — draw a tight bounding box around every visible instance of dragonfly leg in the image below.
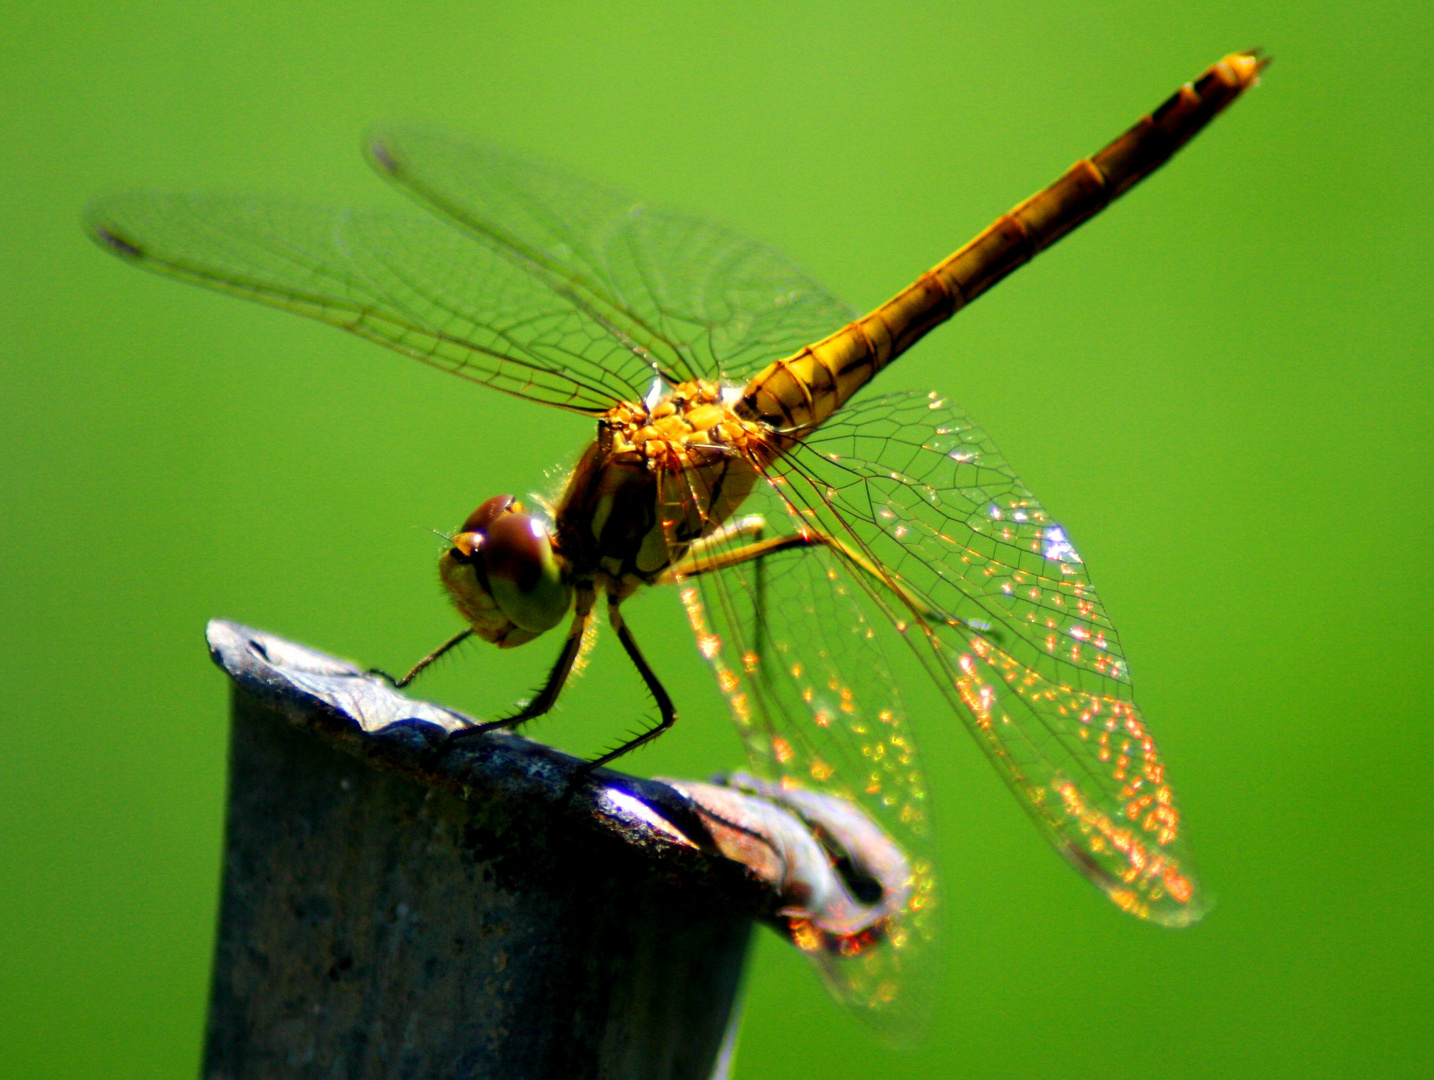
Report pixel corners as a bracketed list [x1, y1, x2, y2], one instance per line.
[369, 629, 474, 688]
[666, 526, 989, 635]
[579, 599, 677, 773]
[676, 514, 768, 565]
[661, 529, 813, 582]
[451, 587, 596, 741]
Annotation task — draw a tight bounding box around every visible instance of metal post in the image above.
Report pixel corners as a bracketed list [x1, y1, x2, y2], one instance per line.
[202, 622, 764, 1080]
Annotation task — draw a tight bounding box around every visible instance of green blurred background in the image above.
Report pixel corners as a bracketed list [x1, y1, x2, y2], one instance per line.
[2, 1, 1430, 1077]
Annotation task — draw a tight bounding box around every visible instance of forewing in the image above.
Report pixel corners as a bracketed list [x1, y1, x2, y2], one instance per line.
[776, 389, 1203, 926]
[660, 465, 939, 1038]
[86, 192, 656, 412]
[369, 126, 856, 385]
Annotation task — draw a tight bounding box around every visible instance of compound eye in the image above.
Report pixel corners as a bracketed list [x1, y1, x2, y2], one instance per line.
[461, 495, 518, 535]
[483, 513, 549, 590]
[482, 512, 571, 633]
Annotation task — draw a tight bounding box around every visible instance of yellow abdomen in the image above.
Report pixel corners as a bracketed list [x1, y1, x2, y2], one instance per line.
[739, 52, 1265, 436]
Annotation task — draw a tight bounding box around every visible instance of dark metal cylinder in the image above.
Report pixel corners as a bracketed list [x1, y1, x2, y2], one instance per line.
[202, 625, 754, 1080]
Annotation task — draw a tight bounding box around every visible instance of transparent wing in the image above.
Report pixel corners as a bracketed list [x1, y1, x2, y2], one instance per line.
[772, 389, 1202, 926]
[87, 193, 653, 412]
[368, 126, 856, 385]
[660, 463, 940, 1038]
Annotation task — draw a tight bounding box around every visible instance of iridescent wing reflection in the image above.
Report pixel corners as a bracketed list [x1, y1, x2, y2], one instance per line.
[665, 387, 1201, 1031]
[763, 390, 1201, 926]
[667, 472, 940, 1036]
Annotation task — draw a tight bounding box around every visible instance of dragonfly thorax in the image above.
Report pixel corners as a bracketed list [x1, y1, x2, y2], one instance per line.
[439, 495, 572, 649]
[599, 379, 766, 467]
[552, 380, 775, 592]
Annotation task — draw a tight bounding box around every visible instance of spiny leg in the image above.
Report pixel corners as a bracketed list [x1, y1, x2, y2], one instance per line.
[664, 524, 996, 638]
[579, 598, 678, 773]
[451, 586, 596, 741]
[679, 514, 767, 560]
[666, 527, 880, 598]
[663, 529, 816, 581]
[369, 629, 473, 688]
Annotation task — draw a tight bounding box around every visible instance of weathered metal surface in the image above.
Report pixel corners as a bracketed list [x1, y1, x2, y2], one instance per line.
[201, 621, 916, 1078]
[203, 622, 766, 1080]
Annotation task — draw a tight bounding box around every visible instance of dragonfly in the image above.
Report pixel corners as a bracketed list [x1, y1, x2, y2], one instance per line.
[89, 52, 1264, 1027]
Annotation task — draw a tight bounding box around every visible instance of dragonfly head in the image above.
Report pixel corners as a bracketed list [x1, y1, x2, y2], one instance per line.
[439, 495, 571, 648]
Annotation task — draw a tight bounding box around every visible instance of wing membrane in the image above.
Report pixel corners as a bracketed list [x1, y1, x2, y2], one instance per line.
[660, 457, 939, 1037]
[773, 389, 1202, 925]
[87, 192, 653, 412]
[89, 131, 855, 411]
[369, 126, 856, 385]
